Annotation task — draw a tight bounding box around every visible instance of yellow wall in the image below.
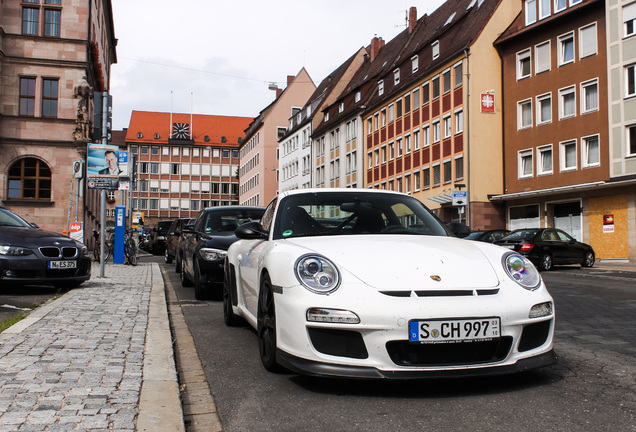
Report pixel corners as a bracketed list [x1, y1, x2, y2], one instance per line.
[589, 194, 629, 259]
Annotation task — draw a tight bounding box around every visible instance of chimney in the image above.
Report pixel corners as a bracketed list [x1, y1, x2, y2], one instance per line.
[370, 36, 385, 62]
[276, 88, 283, 98]
[287, 75, 294, 86]
[409, 7, 417, 33]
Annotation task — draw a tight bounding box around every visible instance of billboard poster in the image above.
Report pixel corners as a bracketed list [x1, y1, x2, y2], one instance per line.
[118, 151, 129, 177]
[86, 143, 120, 190]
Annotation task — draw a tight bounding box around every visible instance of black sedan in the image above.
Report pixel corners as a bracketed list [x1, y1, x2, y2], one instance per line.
[180, 206, 265, 300]
[494, 228, 595, 271]
[465, 229, 510, 243]
[164, 218, 194, 265]
[0, 207, 91, 288]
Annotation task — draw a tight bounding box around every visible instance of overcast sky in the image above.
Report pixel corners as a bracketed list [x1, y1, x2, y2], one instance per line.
[110, 0, 446, 130]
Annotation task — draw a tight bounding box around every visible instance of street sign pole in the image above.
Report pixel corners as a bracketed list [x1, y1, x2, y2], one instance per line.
[99, 91, 108, 278]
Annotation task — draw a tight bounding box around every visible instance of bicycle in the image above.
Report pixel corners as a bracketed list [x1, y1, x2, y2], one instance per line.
[124, 230, 138, 266]
[92, 229, 113, 263]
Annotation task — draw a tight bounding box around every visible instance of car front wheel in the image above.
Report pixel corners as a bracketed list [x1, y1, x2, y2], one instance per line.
[539, 253, 553, 271]
[194, 261, 211, 300]
[257, 274, 282, 372]
[165, 249, 173, 264]
[180, 259, 194, 287]
[223, 263, 244, 327]
[582, 251, 595, 268]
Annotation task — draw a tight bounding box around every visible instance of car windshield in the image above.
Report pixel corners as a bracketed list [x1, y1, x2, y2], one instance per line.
[464, 231, 484, 240]
[0, 208, 32, 228]
[157, 221, 172, 234]
[501, 229, 539, 241]
[272, 191, 449, 240]
[203, 209, 264, 235]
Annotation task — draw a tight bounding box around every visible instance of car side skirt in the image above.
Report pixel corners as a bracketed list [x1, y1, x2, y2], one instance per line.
[276, 348, 557, 380]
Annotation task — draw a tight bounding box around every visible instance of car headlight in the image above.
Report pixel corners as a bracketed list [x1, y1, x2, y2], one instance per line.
[199, 248, 226, 261]
[295, 255, 340, 294]
[0, 245, 34, 256]
[503, 253, 541, 290]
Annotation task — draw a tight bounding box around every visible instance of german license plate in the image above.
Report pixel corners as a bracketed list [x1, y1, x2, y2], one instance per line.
[48, 260, 76, 269]
[409, 318, 500, 343]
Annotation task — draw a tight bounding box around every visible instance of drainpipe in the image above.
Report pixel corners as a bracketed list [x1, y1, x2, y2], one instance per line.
[464, 49, 471, 228]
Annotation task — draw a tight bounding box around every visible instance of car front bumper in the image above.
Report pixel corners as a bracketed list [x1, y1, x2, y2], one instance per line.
[0, 255, 91, 286]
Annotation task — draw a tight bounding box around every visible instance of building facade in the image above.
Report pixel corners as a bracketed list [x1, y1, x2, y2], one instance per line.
[0, 0, 116, 238]
[125, 111, 251, 228]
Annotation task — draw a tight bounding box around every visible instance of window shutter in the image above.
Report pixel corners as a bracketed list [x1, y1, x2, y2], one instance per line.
[580, 24, 597, 58]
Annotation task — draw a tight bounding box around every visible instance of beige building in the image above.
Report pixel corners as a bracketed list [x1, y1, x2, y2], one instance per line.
[0, 0, 117, 240]
[239, 69, 315, 206]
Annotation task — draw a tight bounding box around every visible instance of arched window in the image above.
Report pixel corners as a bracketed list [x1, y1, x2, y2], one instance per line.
[7, 158, 52, 200]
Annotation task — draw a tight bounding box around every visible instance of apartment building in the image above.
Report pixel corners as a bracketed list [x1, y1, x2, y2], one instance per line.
[606, 0, 636, 260]
[239, 69, 316, 206]
[279, 48, 367, 192]
[0, 0, 116, 237]
[493, 0, 630, 260]
[125, 111, 252, 227]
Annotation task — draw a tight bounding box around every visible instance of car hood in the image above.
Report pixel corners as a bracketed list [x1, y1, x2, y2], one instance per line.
[0, 226, 81, 246]
[284, 235, 500, 290]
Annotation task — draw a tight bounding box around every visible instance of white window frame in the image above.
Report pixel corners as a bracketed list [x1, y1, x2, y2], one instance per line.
[422, 124, 430, 147]
[518, 99, 533, 129]
[626, 64, 636, 98]
[454, 108, 464, 134]
[558, 32, 575, 66]
[378, 80, 384, 96]
[432, 119, 441, 143]
[535, 41, 551, 74]
[525, 0, 537, 25]
[443, 114, 452, 139]
[560, 139, 578, 172]
[580, 79, 599, 114]
[627, 124, 636, 156]
[539, 0, 551, 20]
[517, 49, 532, 80]
[394, 69, 400, 85]
[579, 23, 597, 59]
[413, 129, 420, 150]
[536, 93, 552, 125]
[519, 149, 534, 178]
[559, 86, 576, 119]
[625, 2, 636, 38]
[537, 145, 553, 175]
[412, 55, 419, 73]
[554, 0, 567, 13]
[432, 40, 440, 60]
[581, 134, 600, 168]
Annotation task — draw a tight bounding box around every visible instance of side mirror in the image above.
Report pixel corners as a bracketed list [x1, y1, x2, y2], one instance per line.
[235, 221, 268, 240]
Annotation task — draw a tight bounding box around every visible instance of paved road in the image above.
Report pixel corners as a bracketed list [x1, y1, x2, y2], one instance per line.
[166, 264, 636, 432]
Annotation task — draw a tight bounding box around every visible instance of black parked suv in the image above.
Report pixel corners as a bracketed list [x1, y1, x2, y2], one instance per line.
[164, 218, 194, 265]
[180, 206, 265, 300]
[149, 220, 174, 255]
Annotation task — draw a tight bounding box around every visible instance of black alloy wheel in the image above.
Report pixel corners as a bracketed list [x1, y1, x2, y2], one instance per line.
[257, 274, 281, 372]
[194, 261, 210, 300]
[539, 253, 553, 271]
[180, 259, 194, 287]
[175, 253, 181, 273]
[165, 249, 173, 264]
[582, 250, 595, 268]
[223, 263, 244, 327]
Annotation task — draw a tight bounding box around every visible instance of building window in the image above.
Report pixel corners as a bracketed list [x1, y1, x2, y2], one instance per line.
[519, 149, 533, 178]
[455, 156, 464, 181]
[411, 55, 419, 73]
[537, 145, 553, 175]
[432, 75, 440, 99]
[355, 91, 361, 102]
[413, 130, 420, 150]
[388, 104, 394, 123]
[455, 109, 464, 133]
[625, 2, 636, 37]
[405, 174, 411, 193]
[443, 115, 452, 139]
[433, 164, 441, 187]
[581, 79, 598, 113]
[536, 93, 552, 125]
[396, 99, 403, 118]
[414, 171, 421, 191]
[19, 77, 36, 116]
[518, 99, 533, 129]
[397, 138, 403, 157]
[559, 86, 576, 119]
[539, 0, 551, 19]
[433, 120, 441, 143]
[582, 135, 600, 167]
[7, 158, 52, 200]
[389, 141, 395, 160]
[626, 64, 636, 98]
[517, 49, 531, 80]
[413, 88, 420, 109]
[559, 32, 575, 65]
[394, 69, 400, 85]
[535, 41, 551, 73]
[627, 125, 636, 156]
[378, 80, 384, 95]
[423, 167, 430, 189]
[44, 8, 61, 37]
[432, 40, 440, 60]
[579, 23, 597, 59]
[454, 62, 463, 88]
[442, 69, 451, 93]
[443, 159, 452, 184]
[404, 94, 411, 114]
[555, 0, 567, 13]
[22, 7, 39, 35]
[525, 0, 537, 25]
[41, 78, 58, 117]
[339, 102, 344, 113]
[422, 82, 430, 105]
[560, 140, 577, 171]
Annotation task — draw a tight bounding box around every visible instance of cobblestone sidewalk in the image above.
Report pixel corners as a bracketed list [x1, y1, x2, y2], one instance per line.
[0, 264, 154, 431]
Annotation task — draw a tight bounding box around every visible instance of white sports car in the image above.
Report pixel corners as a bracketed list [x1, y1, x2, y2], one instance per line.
[223, 189, 555, 379]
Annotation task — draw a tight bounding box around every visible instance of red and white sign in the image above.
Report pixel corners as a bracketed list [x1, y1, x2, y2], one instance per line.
[480, 93, 495, 113]
[69, 221, 84, 243]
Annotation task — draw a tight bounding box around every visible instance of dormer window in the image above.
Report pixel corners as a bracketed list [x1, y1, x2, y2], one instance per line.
[339, 102, 344, 113]
[525, 0, 537, 25]
[355, 91, 361, 102]
[393, 69, 400, 85]
[297, 112, 302, 122]
[324, 112, 329, 122]
[432, 41, 440, 60]
[154, 133, 160, 139]
[306, 106, 312, 116]
[411, 55, 419, 73]
[137, 132, 143, 139]
[378, 80, 384, 96]
[444, 12, 456, 26]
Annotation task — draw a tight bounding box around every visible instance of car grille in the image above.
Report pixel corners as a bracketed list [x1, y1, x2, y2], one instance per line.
[386, 337, 513, 366]
[308, 328, 369, 359]
[39, 247, 78, 259]
[380, 289, 499, 297]
[518, 320, 551, 352]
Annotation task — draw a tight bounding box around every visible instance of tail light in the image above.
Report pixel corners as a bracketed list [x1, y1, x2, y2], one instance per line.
[520, 243, 535, 252]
